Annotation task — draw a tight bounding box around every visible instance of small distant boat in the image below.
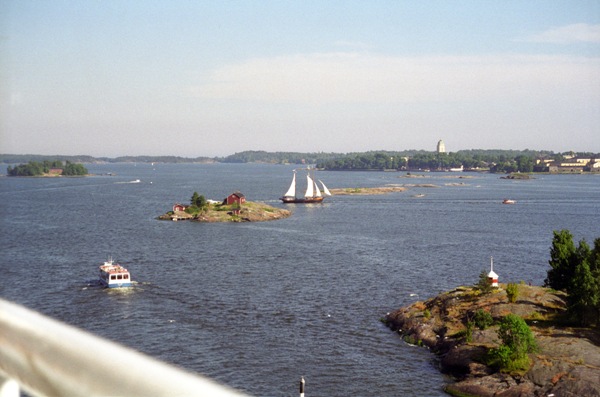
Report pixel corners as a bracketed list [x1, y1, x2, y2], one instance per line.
[280, 167, 332, 204]
[502, 199, 516, 204]
[99, 257, 132, 288]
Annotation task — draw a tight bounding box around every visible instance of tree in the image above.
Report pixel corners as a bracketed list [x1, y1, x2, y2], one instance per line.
[190, 192, 208, 212]
[515, 155, 534, 173]
[506, 283, 519, 303]
[489, 314, 537, 372]
[196, 195, 207, 211]
[476, 270, 493, 294]
[545, 231, 600, 326]
[191, 192, 200, 207]
[566, 240, 599, 326]
[544, 230, 577, 290]
[473, 309, 494, 330]
[62, 161, 87, 176]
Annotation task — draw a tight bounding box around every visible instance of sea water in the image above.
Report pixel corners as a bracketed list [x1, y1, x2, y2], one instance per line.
[1, 163, 599, 396]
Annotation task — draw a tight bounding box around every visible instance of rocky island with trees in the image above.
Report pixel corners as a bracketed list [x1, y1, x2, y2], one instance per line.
[385, 230, 600, 396]
[158, 191, 291, 223]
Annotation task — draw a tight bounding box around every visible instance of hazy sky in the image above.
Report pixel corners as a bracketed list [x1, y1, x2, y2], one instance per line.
[1, 1, 599, 157]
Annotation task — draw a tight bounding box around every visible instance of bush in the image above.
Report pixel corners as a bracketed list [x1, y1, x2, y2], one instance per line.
[506, 283, 519, 303]
[473, 309, 494, 330]
[465, 321, 474, 343]
[423, 309, 431, 319]
[488, 314, 537, 372]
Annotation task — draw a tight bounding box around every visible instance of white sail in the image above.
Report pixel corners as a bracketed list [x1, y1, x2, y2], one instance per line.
[314, 180, 322, 197]
[283, 172, 296, 197]
[305, 175, 314, 198]
[319, 180, 332, 196]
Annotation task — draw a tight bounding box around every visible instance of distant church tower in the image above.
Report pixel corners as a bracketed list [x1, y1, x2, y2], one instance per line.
[437, 139, 446, 154]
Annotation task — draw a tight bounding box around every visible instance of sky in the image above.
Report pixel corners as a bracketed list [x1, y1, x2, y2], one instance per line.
[1, 1, 599, 157]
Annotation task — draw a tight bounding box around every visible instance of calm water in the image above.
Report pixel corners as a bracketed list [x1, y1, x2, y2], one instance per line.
[1, 163, 599, 396]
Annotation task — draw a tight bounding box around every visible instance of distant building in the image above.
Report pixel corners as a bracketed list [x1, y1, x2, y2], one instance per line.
[437, 140, 446, 154]
[548, 157, 592, 173]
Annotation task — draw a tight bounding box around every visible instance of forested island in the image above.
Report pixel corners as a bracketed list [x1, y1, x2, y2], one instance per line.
[2, 149, 599, 174]
[6, 160, 88, 176]
[385, 230, 600, 396]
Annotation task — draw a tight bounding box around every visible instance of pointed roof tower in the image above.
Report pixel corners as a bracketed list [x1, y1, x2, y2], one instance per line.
[488, 256, 499, 287]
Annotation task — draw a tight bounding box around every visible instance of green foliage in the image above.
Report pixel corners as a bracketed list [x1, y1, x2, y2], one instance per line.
[61, 161, 88, 175]
[488, 314, 537, 372]
[315, 149, 558, 172]
[487, 345, 513, 369]
[191, 192, 199, 206]
[423, 309, 431, 319]
[465, 321, 474, 343]
[567, 242, 599, 326]
[184, 205, 199, 215]
[7, 161, 45, 176]
[506, 283, 519, 303]
[222, 150, 342, 165]
[317, 151, 408, 170]
[473, 309, 494, 330]
[545, 230, 600, 326]
[545, 230, 577, 291]
[6, 160, 86, 176]
[190, 192, 208, 211]
[475, 270, 493, 294]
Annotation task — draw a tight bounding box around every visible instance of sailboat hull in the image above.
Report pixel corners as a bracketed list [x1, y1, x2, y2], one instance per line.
[280, 196, 324, 204]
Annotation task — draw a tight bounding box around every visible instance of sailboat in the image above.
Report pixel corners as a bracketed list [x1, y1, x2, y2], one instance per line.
[280, 168, 332, 203]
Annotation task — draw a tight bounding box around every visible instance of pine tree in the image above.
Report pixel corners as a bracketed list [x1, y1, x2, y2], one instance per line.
[567, 239, 600, 326]
[545, 230, 576, 290]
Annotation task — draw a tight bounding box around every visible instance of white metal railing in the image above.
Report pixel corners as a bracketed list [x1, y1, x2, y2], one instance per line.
[0, 298, 249, 397]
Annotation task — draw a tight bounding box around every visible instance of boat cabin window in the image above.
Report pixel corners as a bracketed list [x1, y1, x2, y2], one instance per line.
[110, 275, 116, 280]
[123, 274, 129, 279]
[117, 274, 122, 280]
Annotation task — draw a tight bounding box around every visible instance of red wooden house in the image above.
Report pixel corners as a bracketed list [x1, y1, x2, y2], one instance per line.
[225, 192, 246, 206]
[172, 203, 188, 212]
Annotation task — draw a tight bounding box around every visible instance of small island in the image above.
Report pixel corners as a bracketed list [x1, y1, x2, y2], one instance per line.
[385, 230, 600, 397]
[329, 186, 408, 195]
[158, 191, 291, 222]
[6, 160, 88, 177]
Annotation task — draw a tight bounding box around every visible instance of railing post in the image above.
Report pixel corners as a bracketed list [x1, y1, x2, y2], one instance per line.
[299, 376, 305, 397]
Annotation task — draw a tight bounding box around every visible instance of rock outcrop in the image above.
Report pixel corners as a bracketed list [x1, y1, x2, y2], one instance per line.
[384, 285, 600, 396]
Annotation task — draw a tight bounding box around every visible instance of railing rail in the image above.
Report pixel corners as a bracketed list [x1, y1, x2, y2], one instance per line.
[0, 298, 249, 397]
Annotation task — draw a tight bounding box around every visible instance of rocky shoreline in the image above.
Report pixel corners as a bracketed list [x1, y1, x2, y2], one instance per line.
[384, 285, 600, 396]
